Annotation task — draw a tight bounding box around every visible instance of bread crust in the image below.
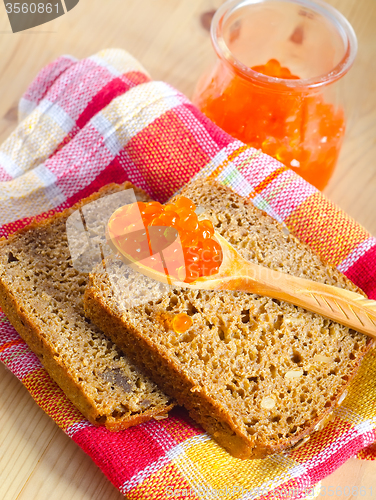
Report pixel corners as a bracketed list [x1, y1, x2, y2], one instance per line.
[0, 182, 173, 430]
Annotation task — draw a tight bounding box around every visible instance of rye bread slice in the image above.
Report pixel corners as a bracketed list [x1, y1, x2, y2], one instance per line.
[84, 179, 371, 458]
[0, 182, 173, 430]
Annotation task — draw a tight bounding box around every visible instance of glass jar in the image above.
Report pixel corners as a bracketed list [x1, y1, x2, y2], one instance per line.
[192, 0, 357, 190]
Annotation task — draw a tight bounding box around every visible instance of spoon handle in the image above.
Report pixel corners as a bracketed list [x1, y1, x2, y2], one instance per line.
[224, 263, 376, 339]
[284, 280, 376, 339]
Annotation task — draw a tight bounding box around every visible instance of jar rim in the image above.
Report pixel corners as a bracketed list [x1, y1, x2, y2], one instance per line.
[210, 0, 358, 89]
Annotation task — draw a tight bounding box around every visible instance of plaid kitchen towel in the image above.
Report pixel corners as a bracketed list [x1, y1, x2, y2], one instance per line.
[0, 49, 375, 499]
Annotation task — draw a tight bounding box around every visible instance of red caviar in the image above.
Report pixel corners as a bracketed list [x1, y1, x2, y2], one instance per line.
[172, 313, 193, 333]
[108, 196, 223, 283]
[195, 59, 345, 190]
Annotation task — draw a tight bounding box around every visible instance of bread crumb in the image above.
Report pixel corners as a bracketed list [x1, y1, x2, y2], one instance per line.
[84, 178, 370, 458]
[0, 182, 172, 431]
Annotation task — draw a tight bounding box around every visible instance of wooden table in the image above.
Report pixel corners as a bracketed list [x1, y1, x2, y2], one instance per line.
[0, 1, 375, 498]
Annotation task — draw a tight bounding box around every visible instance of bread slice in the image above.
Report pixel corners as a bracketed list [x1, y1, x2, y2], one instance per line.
[84, 179, 371, 458]
[0, 182, 173, 430]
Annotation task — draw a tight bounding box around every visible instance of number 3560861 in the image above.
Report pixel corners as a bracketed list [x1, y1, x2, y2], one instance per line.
[5, 3, 59, 14]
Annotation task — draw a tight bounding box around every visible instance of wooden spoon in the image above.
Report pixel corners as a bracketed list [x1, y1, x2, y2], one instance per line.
[112, 229, 376, 339]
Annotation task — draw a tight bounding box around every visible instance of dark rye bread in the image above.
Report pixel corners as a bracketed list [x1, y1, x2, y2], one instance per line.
[84, 179, 371, 458]
[0, 182, 173, 430]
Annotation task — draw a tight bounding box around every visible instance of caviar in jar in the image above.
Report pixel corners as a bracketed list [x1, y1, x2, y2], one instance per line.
[193, 0, 357, 190]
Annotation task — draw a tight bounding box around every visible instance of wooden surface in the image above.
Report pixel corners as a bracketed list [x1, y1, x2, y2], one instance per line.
[0, 0, 375, 498]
